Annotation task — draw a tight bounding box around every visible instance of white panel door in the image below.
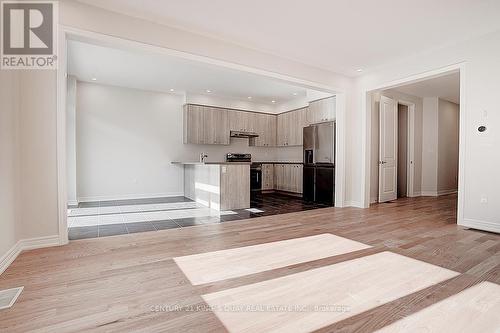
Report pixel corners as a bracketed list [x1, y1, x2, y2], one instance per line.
[379, 96, 398, 203]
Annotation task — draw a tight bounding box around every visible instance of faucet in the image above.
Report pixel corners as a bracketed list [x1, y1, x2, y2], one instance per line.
[200, 152, 208, 163]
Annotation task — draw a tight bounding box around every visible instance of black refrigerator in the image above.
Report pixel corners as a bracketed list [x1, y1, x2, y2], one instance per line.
[303, 122, 335, 205]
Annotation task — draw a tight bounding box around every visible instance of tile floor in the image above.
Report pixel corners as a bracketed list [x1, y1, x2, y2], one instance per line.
[68, 193, 330, 240]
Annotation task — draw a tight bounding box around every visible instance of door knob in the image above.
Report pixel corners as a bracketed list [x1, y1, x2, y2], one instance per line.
[379, 161, 387, 165]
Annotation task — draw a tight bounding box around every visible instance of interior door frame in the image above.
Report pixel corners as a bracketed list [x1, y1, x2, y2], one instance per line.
[361, 63, 465, 227]
[56, 25, 348, 244]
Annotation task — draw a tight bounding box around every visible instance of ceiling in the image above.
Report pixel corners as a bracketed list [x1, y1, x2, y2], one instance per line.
[67, 40, 330, 107]
[391, 72, 460, 104]
[77, 0, 500, 76]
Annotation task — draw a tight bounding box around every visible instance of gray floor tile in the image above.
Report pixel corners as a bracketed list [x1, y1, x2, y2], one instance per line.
[78, 201, 100, 208]
[174, 216, 218, 227]
[68, 226, 98, 240]
[151, 220, 180, 230]
[98, 224, 128, 237]
[126, 222, 156, 233]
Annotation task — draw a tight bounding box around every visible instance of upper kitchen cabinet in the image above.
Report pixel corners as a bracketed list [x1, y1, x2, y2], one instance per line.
[277, 107, 308, 146]
[307, 96, 336, 124]
[229, 110, 254, 132]
[183, 104, 229, 145]
[250, 113, 276, 147]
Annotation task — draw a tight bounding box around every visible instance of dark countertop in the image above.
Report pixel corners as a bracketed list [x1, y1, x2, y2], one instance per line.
[253, 161, 303, 164]
[171, 161, 251, 165]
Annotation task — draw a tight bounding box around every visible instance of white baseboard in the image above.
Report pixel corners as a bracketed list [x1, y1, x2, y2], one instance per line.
[460, 219, 500, 234]
[421, 189, 457, 197]
[0, 235, 61, 275]
[345, 200, 363, 208]
[437, 189, 458, 196]
[77, 192, 184, 203]
[0, 242, 22, 276]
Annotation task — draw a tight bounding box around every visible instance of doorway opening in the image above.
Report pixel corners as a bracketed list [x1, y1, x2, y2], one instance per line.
[57, 28, 347, 242]
[371, 71, 460, 206]
[397, 104, 408, 199]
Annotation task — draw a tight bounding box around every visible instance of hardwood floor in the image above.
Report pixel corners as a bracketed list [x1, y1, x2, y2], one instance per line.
[0, 194, 499, 332]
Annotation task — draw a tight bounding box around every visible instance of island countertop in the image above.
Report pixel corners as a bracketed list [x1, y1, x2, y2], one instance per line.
[172, 161, 251, 165]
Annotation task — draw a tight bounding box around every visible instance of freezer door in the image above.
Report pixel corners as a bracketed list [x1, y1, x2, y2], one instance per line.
[315, 166, 335, 205]
[315, 122, 335, 165]
[303, 166, 315, 202]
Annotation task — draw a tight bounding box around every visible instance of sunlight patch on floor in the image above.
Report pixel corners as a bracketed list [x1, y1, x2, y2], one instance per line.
[174, 233, 371, 285]
[202, 251, 459, 333]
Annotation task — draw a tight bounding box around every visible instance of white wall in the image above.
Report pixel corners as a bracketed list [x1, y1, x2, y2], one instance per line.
[437, 99, 459, 194]
[0, 71, 20, 262]
[17, 71, 59, 240]
[420, 97, 460, 196]
[66, 76, 78, 205]
[421, 97, 439, 195]
[358, 29, 500, 232]
[75, 82, 301, 202]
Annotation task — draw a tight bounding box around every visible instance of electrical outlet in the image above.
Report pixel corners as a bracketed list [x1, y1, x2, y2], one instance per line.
[480, 196, 488, 204]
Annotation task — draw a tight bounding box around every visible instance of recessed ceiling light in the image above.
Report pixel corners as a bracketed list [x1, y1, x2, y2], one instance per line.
[356, 69, 363, 72]
[271, 100, 276, 103]
[206, 89, 212, 93]
[247, 96, 252, 99]
[170, 88, 175, 92]
[293, 92, 298, 96]
[91, 77, 97, 81]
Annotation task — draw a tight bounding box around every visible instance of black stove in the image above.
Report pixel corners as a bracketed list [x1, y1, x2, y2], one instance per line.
[225, 153, 251, 162]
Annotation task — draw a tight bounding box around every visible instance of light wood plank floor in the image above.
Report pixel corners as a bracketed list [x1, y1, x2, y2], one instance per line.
[0, 194, 499, 332]
[376, 281, 500, 333]
[174, 233, 371, 285]
[203, 251, 459, 333]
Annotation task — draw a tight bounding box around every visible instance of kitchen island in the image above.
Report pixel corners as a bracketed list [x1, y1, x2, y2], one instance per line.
[172, 162, 250, 211]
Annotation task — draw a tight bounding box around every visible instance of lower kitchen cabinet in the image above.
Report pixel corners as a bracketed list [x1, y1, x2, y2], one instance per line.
[261, 164, 274, 190]
[273, 164, 303, 194]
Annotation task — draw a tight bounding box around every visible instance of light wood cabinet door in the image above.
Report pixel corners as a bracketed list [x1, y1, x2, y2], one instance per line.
[251, 113, 276, 147]
[229, 111, 253, 132]
[297, 164, 303, 193]
[277, 109, 307, 147]
[183, 105, 204, 144]
[272, 164, 303, 193]
[307, 97, 336, 124]
[266, 114, 277, 146]
[276, 113, 285, 146]
[273, 164, 284, 190]
[203, 107, 229, 145]
[289, 108, 307, 146]
[184, 105, 229, 145]
[291, 164, 303, 193]
[277, 112, 292, 146]
[262, 164, 274, 190]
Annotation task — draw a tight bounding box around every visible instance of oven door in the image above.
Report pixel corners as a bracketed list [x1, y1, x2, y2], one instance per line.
[250, 167, 262, 192]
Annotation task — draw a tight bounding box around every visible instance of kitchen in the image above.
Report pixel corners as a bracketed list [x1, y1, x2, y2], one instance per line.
[175, 96, 336, 212]
[65, 39, 338, 239]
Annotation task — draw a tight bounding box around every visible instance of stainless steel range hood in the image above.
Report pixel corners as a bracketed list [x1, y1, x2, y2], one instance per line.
[230, 130, 259, 138]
